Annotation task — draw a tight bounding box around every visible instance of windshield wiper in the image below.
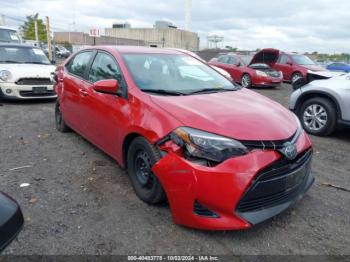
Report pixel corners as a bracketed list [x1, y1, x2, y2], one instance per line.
[187, 87, 237, 95]
[141, 89, 187, 96]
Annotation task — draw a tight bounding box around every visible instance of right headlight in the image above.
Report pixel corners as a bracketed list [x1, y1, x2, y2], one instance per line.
[0, 70, 12, 82]
[170, 127, 249, 163]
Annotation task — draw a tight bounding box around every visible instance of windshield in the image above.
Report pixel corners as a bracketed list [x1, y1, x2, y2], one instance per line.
[0, 29, 21, 43]
[292, 55, 315, 65]
[0, 46, 50, 64]
[122, 54, 237, 95]
[241, 55, 253, 65]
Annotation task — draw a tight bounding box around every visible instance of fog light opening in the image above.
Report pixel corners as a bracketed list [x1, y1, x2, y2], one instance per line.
[5, 89, 12, 94]
[193, 201, 220, 218]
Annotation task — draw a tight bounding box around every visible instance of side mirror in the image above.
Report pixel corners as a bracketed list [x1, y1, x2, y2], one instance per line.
[236, 62, 241, 67]
[93, 79, 119, 95]
[0, 192, 24, 253]
[287, 61, 293, 66]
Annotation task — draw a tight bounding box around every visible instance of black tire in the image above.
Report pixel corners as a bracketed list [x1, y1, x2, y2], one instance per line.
[299, 97, 337, 136]
[55, 101, 70, 133]
[291, 72, 303, 83]
[241, 74, 252, 88]
[127, 137, 166, 204]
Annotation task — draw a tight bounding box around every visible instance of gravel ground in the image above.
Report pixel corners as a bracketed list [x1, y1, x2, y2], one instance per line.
[0, 84, 349, 255]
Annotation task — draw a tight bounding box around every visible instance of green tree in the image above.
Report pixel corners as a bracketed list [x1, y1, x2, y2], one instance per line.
[225, 46, 238, 52]
[21, 13, 47, 42]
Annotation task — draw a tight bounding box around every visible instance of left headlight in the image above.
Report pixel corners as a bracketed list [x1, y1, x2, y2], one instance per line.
[170, 127, 249, 163]
[256, 70, 268, 77]
[0, 70, 12, 82]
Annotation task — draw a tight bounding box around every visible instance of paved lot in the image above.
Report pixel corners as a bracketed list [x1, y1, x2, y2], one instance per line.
[0, 84, 349, 255]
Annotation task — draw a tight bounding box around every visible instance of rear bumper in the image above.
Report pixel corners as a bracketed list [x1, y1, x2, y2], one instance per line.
[0, 83, 57, 100]
[153, 131, 313, 230]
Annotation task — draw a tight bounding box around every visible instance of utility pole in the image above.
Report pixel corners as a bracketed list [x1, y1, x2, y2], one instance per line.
[46, 16, 53, 61]
[34, 19, 39, 44]
[185, 0, 192, 31]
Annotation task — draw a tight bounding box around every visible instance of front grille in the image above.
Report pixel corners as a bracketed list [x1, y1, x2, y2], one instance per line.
[16, 78, 52, 85]
[193, 201, 219, 218]
[242, 129, 301, 150]
[236, 149, 312, 213]
[266, 71, 281, 78]
[19, 90, 56, 97]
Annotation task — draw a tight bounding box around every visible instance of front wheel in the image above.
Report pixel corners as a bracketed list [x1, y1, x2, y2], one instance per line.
[241, 74, 252, 88]
[299, 97, 337, 136]
[127, 137, 166, 204]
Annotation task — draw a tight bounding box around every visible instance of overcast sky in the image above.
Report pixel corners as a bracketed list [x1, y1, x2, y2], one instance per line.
[1, 0, 350, 53]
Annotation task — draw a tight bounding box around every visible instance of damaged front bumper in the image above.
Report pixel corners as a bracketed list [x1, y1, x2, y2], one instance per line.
[152, 131, 313, 230]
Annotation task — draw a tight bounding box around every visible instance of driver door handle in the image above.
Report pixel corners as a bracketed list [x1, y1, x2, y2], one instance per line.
[79, 89, 88, 97]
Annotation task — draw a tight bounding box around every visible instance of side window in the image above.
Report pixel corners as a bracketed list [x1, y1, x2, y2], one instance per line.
[67, 51, 94, 78]
[278, 54, 290, 64]
[88, 52, 120, 83]
[228, 56, 238, 65]
[218, 56, 229, 64]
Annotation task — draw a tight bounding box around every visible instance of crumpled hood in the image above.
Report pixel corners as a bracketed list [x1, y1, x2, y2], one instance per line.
[151, 88, 298, 141]
[303, 64, 325, 72]
[0, 64, 56, 83]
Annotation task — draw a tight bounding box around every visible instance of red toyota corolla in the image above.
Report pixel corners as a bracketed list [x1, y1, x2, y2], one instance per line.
[54, 46, 314, 230]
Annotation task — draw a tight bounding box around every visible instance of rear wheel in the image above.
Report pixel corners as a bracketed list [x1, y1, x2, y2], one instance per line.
[241, 74, 252, 88]
[127, 137, 166, 204]
[299, 97, 337, 136]
[55, 101, 70, 133]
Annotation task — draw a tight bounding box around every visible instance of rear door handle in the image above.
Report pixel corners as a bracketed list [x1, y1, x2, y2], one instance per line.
[79, 89, 88, 97]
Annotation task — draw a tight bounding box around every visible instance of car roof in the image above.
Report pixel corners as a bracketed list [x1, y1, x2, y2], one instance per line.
[80, 45, 185, 55]
[0, 43, 38, 49]
[0, 26, 17, 30]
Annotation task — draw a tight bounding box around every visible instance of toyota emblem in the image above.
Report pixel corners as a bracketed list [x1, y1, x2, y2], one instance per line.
[281, 142, 298, 160]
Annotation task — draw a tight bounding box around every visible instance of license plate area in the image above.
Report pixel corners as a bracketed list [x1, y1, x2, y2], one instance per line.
[32, 86, 47, 94]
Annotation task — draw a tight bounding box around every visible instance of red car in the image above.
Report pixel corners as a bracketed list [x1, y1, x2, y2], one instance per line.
[251, 48, 325, 83]
[209, 53, 283, 88]
[55, 46, 314, 230]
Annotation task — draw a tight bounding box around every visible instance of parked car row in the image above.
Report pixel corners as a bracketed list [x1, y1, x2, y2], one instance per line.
[209, 53, 283, 88]
[42, 44, 71, 58]
[209, 48, 329, 88]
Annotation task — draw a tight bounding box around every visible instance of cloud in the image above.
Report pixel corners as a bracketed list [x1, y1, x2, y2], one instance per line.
[1, 0, 350, 53]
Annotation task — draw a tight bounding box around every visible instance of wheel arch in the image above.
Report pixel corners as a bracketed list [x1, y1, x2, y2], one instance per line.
[295, 91, 342, 119]
[122, 132, 142, 169]
[122, 129, 160, 168]
[291, 71, 304, 81]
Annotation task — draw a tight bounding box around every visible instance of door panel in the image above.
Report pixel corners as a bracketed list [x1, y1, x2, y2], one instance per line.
[275, 54, 293, 81]
[61, 51, 94, 133]
[79, 52, 127, 157]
